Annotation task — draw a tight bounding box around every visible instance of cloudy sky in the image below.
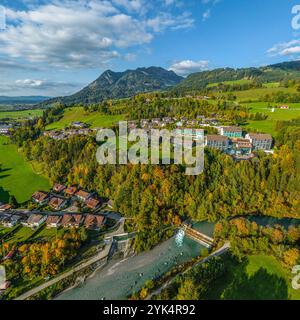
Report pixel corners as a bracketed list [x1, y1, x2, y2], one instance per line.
[0, 0, 299, 96]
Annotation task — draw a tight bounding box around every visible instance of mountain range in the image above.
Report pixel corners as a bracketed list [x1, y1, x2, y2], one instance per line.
[39, 67, 183, 107]
[38, 60, 300, 107]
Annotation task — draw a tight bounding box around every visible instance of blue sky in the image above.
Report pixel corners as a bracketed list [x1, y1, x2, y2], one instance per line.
[0, 0, 299, 96]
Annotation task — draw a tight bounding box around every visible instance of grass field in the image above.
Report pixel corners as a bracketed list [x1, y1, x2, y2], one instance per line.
[206, 254, 300, 300]
[46, 107, 126, 130]
[0, 136, 50, 204]
[207, 79, 253, 88]
[32, 225, 65, 242]
[216, 86, 297, 101]
[5, 226, 36, 244]
[242, 102, 300, 135]
[0, 109, 44, 121]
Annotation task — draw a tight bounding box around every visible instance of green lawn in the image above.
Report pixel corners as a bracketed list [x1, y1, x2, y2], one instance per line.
[46, 107, 126, 130]
[206, 254, 300, 300]
[0, 109, 44, 121]
[32, 225, 65, 242]
[241, 102, 300, 135]
[0, 136, 50, 204]
[5, 226, 36, 244]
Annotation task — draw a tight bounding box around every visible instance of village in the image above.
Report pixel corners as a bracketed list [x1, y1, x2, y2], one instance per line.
[0, 183, 115, 232]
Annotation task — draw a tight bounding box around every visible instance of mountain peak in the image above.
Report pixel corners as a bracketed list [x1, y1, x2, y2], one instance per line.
[40, 66, 183, 106]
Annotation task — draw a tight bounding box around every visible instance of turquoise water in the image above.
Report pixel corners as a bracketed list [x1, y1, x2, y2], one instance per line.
[56, 236, 204, 300]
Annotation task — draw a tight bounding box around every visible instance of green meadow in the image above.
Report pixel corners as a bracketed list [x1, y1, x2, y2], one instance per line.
[46, 107, 126, 130]
[242, 102, 300, 135]
[217, 86, 297, 101]
[0, 109, 44, 121]
[207, 79, 253, 88]
[206, 254, 300, 300]
[0, 136, 50, 204]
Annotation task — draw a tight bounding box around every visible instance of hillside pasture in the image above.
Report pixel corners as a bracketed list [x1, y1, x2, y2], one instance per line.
[242, 102, 300, 135]
[46, 107, 126, 130]
[0, 136, 50, 204]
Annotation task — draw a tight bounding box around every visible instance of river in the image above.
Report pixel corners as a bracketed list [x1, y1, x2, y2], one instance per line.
[55, 217, 299, 300]
[56, 226, 212, 300]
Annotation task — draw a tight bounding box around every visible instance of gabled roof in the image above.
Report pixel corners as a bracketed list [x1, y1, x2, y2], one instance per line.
[46, 215, 62, 224]
[84, 214, 105, 229]
[32, 191, 49, 202]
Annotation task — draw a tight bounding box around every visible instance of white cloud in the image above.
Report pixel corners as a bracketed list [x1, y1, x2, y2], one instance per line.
[202, 9, 211, 21]
[0, 1, 194, 69]
[16, 79, 44, 87]
[267, 39, 300, 57]
[169, 59, 210, 76]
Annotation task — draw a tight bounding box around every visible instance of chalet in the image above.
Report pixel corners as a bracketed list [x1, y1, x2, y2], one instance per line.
[205, 135, 229, 151]
[245, 133, 273, 151]
[61, 214, 83, 228]
[64, 186, 77, 197]
[84, 214, 106, 230]
[32, 191, 49, 206]
[0, 203, 12, 212]
[53, 183, 66, 193]
[75, 190, 92, 202]
[23, 214, 47, 228]
[86, 198, 101, 210]
[220, 126, 243, 138]
[49, 197, 67, 211]
[46, 215, 62, 228]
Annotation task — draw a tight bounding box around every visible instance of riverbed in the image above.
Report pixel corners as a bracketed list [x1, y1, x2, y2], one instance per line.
[56, 235, 205, 300]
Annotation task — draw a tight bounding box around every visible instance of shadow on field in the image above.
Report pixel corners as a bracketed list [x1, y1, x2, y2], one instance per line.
[222, 264, 288, 300]
[0, 186, 10, 203]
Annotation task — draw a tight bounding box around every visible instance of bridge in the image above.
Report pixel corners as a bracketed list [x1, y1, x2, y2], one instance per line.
[182, 223, 214, 248]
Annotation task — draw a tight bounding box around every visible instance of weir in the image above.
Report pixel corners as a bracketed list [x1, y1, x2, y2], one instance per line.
[182, 223, 214, 248]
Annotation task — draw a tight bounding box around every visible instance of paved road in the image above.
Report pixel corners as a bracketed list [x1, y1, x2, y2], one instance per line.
[15, 242, 113, 301]
[146, 242, 231, 299]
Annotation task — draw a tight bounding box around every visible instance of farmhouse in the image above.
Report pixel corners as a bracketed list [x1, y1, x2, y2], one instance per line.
[61, 214, 83, 228]
[32, 191, 49, 206]
[279, 105, 289, 109]
[84, 214, 106, 230]
[205, 135, 229, 151]
[245, 133, 273, 151]
[46, 215, 62, 228]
